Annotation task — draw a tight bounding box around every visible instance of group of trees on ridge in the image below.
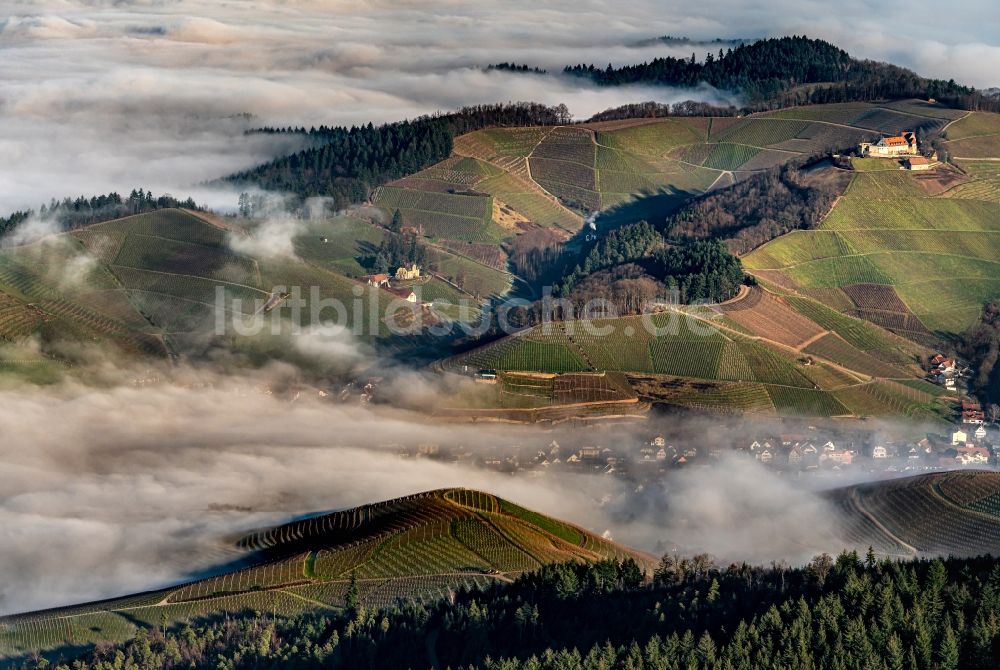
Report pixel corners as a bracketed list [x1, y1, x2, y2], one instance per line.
[0, 189, 199, 240]
[666, 161, 852, 255]
[563, 36, 997, 112]
[21, 552, 1000, 670]
[961, 300, 1000, 404]
[551, 222, 746, 314]
[228, 103, 572, 206]
[365, 212, 430, 274]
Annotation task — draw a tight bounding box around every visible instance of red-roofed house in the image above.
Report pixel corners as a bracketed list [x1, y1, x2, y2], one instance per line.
[860, 131, 918, 157]
[955, 446, 990, 465]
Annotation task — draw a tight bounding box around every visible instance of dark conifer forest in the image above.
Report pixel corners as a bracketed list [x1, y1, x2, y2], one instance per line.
[225, 103, 571, 206]
[564, 36, 998, 111]
[27, 553, 1000, 670]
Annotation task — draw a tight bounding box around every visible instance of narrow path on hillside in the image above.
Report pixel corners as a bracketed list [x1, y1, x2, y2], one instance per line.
[847, 489, 918, 555]
[669, 305, 872, 384]
[795, 329, 832, 352]
[940, 111, 972, 135]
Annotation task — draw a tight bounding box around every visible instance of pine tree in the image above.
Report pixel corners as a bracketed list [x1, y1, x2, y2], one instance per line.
[936, 622, 959, 670]
[345, 571, 359, 614]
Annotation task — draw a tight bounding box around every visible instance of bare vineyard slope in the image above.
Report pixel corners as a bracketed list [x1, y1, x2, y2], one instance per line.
[828, 471, 1000, 557]
[0, 489, 654, 666]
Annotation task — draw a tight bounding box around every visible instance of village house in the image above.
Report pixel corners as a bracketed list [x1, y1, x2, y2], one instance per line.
[975, 424, 988, 441]
[395, 263, 421, 281]
[365, 273, 390, 287]
[954, 446, 990, 466]
[788, 445, 803, 466]
[962, 399, 985, 425]
[871, 445, 889, 459]
[952, 429, 969, 446]
[821, 449, 854, 467]
[860, 132, 918, 157]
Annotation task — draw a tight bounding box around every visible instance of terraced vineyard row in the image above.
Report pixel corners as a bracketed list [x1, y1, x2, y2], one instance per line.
[0, 293, 44, 341]
[850, 476, 1000, 555]
[167, 557, 308, 602]
[803, 333, 909, 378]
[630, 376, 776, 414]
[110, 266, 267, 312]
[719, 288, 825, 348]
[84, 210, 226, 247]
[112, 234, 260, 287]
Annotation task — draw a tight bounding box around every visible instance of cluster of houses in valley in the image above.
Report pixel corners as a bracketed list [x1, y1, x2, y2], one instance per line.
[362, 262, 422, 304]
[927, 352, 970, 390]
[386, 419, 999, 482]
[747, 426, 999, 472]
[858, 131, 939, 170]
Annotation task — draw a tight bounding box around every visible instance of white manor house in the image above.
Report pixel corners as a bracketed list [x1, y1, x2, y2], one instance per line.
[859, 131, 919, 157]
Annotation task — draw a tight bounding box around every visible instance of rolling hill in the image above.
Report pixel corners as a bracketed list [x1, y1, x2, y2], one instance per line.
[0, 489, 653, 664]
[745, 111, 1000, 337]
[829, 470, 1000, 557]
[372, 100, 963, 243]
[424, 103, 1000, 417]
[441, 290, 949, 419]
[2, 102, 996, 419]
[0, 208, 509, 365]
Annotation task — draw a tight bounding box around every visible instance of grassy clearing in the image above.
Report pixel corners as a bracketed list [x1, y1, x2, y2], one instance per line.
[293, 216, 386, 277]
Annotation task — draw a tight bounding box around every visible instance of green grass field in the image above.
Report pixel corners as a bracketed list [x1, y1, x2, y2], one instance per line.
[745, 162, 1000, 334]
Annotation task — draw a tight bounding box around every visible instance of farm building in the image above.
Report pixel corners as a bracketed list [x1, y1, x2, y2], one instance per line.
[365, 273, 390, 287]
[859, 131, 918, 157]
[905, 156, 933, 170]
[387, 287, 419, 303]
[395, 263, 421, 280]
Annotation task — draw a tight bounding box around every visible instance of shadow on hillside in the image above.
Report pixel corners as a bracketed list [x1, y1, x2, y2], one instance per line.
[590, 186, 702, 235]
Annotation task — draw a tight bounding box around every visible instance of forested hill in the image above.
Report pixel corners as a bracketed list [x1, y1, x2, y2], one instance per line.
[224, 102, 571, 205]
[565, 36, 997, 111]
[29, 553, 1000, 670]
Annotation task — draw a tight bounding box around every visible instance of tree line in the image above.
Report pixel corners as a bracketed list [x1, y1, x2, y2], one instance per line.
[553, 222, 745, 309]
[229, 103, 573, 208]
[960, 300, 1000, 404]
[0, 189, 200, 239]
[587, 100, 741, 122]
[561, 35, 995, 111]
[487, 63, 548, 74]
[24, 551, 1000, 670]
[666, 161, 852, 255]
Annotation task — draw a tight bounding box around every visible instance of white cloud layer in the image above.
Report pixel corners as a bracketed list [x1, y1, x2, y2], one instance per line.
[1, 0, 996, 214]
[0, 367, 859, 615]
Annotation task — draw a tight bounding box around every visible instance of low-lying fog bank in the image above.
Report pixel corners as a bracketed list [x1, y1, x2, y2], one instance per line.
[0, 352, 940, 616]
